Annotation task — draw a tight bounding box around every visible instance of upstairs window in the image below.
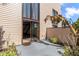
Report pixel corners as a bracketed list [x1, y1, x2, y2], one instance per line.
[52, 9, 58, 16]
[23, 3, 39, 21]
[23, 3, 30, 18]
[32, 3, 39, 20]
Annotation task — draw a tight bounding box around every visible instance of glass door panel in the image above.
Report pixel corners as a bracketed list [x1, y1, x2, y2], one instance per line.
[23, 21, 30, 39]
[31, 22, 39, 39]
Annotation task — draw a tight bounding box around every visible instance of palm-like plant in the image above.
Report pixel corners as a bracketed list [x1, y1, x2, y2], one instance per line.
[44, 14, 77, 41]
[44, 15, 79, 55]
[44, 15, 63, 27]
[44, 14, 77, 34]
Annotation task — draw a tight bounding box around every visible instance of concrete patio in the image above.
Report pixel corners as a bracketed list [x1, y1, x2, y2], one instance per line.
[16, 41, 64, 56]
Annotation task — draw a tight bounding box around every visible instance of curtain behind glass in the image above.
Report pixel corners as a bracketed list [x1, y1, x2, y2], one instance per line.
[32, 4, 39, 20]
[23, 3, 30, 18]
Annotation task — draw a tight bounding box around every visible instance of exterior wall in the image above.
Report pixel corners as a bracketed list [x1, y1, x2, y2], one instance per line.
[0, 3, 60, 46]
[40, 3, 61, 40]
[0, 3, 22, 46]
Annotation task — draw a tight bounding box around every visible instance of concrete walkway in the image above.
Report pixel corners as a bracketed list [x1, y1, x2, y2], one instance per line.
[16, 42, 63, 56]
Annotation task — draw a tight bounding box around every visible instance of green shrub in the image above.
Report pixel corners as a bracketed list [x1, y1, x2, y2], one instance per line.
[50, 36, 59, 44]
[63, 46, 79, 56]
[0, 43, 17, 56]
[63, 46, 72, 56]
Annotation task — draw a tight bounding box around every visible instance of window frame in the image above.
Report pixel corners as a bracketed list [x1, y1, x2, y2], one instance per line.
[22, 3, 39, 21]
[52, 9, 58, 16]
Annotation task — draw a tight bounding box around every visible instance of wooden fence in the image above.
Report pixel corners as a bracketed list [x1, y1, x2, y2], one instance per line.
[46, 27, 75, 45]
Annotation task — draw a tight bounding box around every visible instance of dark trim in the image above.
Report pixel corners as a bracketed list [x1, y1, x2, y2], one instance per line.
[22, 3, 23, 44]
[23, 17, 39, 22]
[30, 3, 32, 41]
[38, 3, 40, 40]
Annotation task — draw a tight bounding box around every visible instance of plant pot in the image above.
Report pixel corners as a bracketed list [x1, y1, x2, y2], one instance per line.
[23, 39, 31, 46]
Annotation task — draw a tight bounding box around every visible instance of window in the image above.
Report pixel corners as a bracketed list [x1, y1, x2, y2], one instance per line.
[23, 3, 30, 18]
[32, 3, 39, 20]
[23, 3, 39, 21]
[52, 9, 58, 16]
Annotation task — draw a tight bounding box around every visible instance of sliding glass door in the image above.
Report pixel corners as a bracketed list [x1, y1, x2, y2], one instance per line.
[22, 3, 40, 41]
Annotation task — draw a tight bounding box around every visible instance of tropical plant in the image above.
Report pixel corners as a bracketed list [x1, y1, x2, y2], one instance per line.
[73, 18, 79, 30]
[44, 14, 79, 56]
[44, 15, 77, 34]
[44, 15, 64, 27]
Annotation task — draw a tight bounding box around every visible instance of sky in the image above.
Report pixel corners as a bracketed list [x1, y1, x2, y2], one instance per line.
[61, 3, 79, 24]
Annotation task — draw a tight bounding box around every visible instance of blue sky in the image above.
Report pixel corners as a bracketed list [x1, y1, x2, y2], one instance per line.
[61, 3, 79, 24]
